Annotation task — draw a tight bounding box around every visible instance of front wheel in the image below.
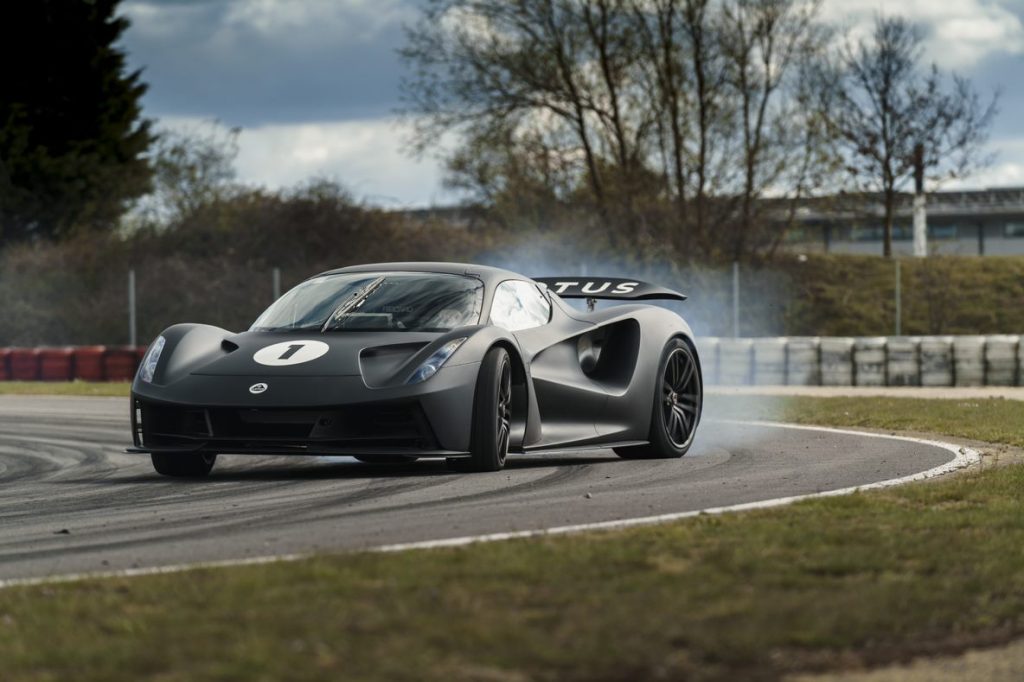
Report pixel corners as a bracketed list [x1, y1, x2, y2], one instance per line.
[615, 338, 702, 460]
[447, 346, 512, 473]
[151, 452, 217, 477]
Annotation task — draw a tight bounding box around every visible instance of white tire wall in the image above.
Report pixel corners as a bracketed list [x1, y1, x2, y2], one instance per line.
[886, 337, 920, 386]
[820, 338, 855, 386]
[752, 338, 787, 385]
[694, 337, 720, 386]
[953, 336, 987, 387]
[786, 337, 820, 386]
[717, 339, 753, 386]
[853, 337, 887, 386]
[985, 335, 1019, 386]
[697, 335, 1024, 387]
[919, 336, 955, 387]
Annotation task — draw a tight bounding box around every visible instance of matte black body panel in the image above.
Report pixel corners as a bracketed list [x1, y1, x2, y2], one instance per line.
[129, 262, 700, 459]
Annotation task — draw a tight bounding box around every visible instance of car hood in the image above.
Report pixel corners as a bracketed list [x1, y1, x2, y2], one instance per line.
[190, 330, 444, 378]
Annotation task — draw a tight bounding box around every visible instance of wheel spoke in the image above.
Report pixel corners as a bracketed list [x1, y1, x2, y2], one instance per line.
[673, 404, 691, 432]
[673, 411, 685, 442]
[669, 409, 682, 440]
[679, 358, 695, 391]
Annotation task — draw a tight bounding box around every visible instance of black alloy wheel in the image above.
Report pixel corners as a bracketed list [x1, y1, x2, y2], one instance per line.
[615, 338, 702, 459]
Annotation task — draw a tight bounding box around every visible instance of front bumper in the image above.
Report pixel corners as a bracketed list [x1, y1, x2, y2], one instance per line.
[129, 363, 479, 456]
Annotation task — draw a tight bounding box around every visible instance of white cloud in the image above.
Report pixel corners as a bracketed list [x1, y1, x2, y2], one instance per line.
[220, 0, 415, 44]
[124, 0, 416, 46]
[820, 0, 1024, 69]
[945, 138, 1024, 189]
[156, 117, 451, 207]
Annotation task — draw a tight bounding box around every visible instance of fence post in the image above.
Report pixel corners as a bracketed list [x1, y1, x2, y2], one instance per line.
[732, 261, 740, 339]
[128, 269, 137, 347]
[894, 259, 902, 336]
[272, 267, 281, 301]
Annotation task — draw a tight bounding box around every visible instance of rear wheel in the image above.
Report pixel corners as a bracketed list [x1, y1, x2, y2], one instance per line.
[447, 347, 512, 473]
[615, 338, 701, 460]
[151, 452, 217, 478]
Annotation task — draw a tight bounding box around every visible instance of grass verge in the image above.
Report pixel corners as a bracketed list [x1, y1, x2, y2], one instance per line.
[0, 381, 130, 397]
[1, 397, 1023, 681]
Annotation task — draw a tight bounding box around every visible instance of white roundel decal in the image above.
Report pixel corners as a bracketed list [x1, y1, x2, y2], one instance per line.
[253, 340, 330, 367]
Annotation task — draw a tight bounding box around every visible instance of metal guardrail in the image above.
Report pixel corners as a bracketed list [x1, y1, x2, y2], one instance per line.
[697, 335, 1023, 387]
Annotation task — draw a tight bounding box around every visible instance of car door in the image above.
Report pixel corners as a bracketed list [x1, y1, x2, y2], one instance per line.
[490, 280, 603, 447]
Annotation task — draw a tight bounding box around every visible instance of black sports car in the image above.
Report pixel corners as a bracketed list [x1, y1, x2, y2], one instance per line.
[129, 262, 702, 476]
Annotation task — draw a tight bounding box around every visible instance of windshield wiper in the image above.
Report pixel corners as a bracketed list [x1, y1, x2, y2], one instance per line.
[321, 276, 386, 332]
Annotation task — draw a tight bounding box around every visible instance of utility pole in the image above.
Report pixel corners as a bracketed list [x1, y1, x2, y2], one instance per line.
[912, 143, 927, 257]
[128, 269, 137, 346]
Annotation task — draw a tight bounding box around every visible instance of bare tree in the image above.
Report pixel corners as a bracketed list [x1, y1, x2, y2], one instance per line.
[137, 120, 241, 226]
[717, 0, 826, 259]
[401, 0, 836, 261]
[825, 16, 997, 257]
[401, 0, 646, 216]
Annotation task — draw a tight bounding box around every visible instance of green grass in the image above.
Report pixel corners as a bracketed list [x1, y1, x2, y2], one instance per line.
[707, 394, 1024, 448]
[1, 397, 1023, 681]
[0, 381, 130, 397]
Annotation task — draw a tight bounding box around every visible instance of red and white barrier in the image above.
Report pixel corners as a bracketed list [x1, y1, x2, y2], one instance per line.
[0, 346, 147, 382]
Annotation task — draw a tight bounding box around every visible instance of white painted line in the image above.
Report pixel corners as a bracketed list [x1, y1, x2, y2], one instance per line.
[374, 421, 981, 552]
[0, 421, 982, 590]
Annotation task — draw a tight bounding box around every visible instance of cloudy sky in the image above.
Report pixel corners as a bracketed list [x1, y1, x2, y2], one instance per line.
[120, 0, 1024, 207]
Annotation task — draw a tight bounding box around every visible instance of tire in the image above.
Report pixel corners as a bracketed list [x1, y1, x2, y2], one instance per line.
[151, 452, 217, 478]
[447, 346, 512, 473]
[615, 338, 702, 460]
[353, 455, 418, 464]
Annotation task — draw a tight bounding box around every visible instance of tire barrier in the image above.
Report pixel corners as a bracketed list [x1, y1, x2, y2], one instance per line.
[0, 346, 146, 382]
[718, 339, 753, 386]
[694, 337, 720, 386]
[3, 337, 1024, 386]
[953, 336, 986, 387]
[9, 349, 41, 381]
[702, 334, 1024, 387]
[853, 337, 887, 387]
[919, 337, 955, 387]
[985, 335, 1019, 386]
[39, 348, 75, 382]
[752, 338, 787, 385]
[786, 337, 820, 386]
[820, 337, 855, 386]
[103, 348, 141, 382]
[886, 337, 920, 386]
[73, 346, 107, 381]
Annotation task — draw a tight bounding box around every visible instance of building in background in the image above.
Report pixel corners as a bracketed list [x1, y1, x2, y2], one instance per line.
[785, 187, 1024, 256]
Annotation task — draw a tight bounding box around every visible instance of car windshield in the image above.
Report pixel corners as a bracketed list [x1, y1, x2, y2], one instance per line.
[250, 272, 484, 333]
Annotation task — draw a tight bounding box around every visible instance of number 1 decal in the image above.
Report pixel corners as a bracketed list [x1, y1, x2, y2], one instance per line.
[253, 340, 330, 367]
[278, 344, 305, 360]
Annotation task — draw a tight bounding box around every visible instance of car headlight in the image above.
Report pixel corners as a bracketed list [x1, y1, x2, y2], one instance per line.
[138, 335, 166, 383]
[406, 338, 467, 385]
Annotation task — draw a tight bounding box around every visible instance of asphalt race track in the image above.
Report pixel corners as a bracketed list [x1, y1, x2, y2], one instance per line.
[0, 396, 953, 582]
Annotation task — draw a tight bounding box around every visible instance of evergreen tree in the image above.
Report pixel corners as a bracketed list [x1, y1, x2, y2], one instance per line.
[0, 0, 153, 244]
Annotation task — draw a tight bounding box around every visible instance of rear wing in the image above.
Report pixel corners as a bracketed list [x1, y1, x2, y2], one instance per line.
[533, 277, 686, 302]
